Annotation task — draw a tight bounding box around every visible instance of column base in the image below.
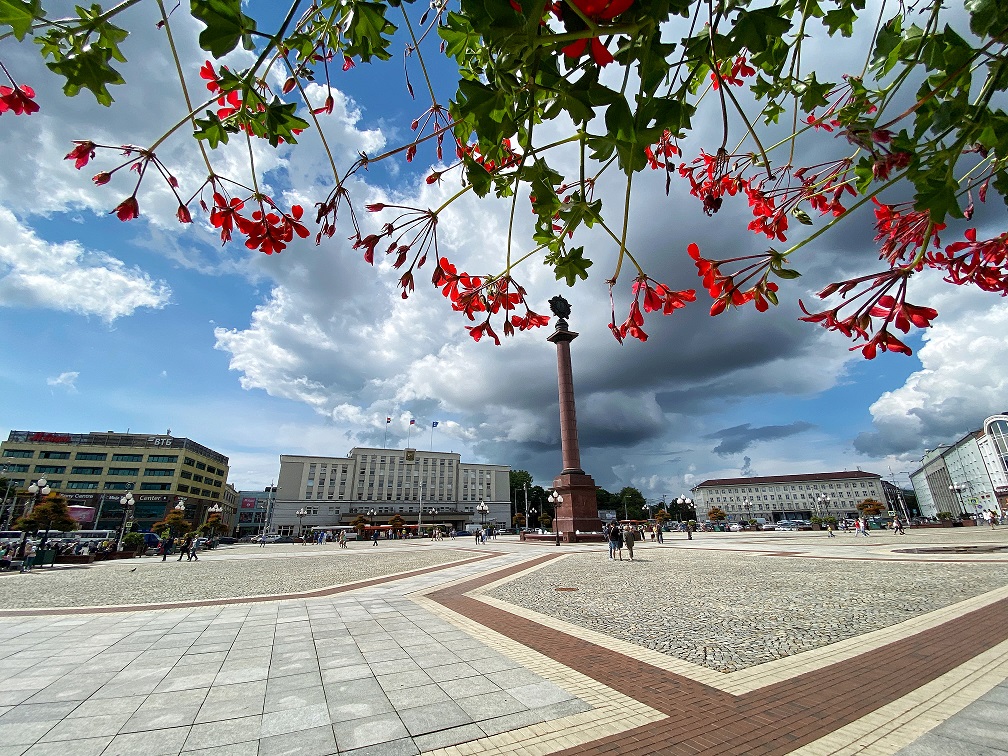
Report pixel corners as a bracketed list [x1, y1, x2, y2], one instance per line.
[553, 472, 602, 534]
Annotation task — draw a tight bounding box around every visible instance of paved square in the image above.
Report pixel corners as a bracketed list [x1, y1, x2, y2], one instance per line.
[0, 530, 1006, 755]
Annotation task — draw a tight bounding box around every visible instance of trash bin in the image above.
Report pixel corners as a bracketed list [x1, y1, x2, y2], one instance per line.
[38, 549, 57, 567]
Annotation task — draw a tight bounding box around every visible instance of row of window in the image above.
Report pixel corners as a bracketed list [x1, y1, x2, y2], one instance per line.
[2, 449, 183, 463]
[705, 481, 878, 495]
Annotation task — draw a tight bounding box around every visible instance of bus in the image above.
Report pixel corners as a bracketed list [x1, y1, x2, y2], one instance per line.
[71, 529, 119, 544]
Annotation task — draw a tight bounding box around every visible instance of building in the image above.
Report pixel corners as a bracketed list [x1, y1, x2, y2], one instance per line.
[1, 430, 230, 533]
[692, 471, 886, 523]
[236, 486, 277, 539]
[271, 447, 510, 537]
[222, 482, 239, 535]
[910, 415, 1008, 519]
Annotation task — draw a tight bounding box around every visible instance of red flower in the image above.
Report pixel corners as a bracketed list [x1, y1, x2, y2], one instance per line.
[177, 205, 192, 224]
[0, 84, 39, 115]
[342, 56, 355, 71]
[199, 61, 220, 93]
[65, 141, 96, 170]
[112, 196, 139, 221]
[209, 193, 246, 245]
[568, 0, 633, 19]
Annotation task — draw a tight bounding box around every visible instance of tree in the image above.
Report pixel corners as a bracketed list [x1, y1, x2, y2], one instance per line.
[617, 487, 646, 520]
[3, 0, 1003, 357]
[152, 510, 192, 537]
[350, 514, 368, 537]
[708, 507, 727, 522]
[538, 514, 552, 530]
[512, 513, 526, 528]
[388, 514, 405, 536]
[14, 493, 78, 534]
[857, 499, 885, 517]
[199, 513, 227, 537]
[654, 509, 669, 527]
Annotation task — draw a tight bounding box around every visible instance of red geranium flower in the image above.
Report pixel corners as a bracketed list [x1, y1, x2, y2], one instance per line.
[112, 196, 139, 221]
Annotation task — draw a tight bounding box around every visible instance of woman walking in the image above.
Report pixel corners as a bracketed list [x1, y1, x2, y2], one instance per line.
[623, 524, 636, 561]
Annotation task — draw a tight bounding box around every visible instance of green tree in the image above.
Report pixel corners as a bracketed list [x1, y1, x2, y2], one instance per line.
[708, 507, 727, 522]
[538, 514, 552, 530]
[152, 510, 192, 537]
[857, 499, 885, 517]
[14, 493, 78, 534]
[199, 512, 227, 537]
[388, 514, 405, 537]
[350, 514, 369, 537]
[617, 487, 646, 520]
[654, 509, 669, 527]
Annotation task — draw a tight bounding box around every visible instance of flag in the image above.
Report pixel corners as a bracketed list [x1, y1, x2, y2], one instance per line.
[432, 421, 438, 428]
[386, 417, 391, 424]
[409, 419, 415, 425]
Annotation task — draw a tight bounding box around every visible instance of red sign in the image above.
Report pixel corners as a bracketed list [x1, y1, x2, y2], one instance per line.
[241, 497, 258, 509]
[28, 432, 72, 443]
[67, 505, 96, 523]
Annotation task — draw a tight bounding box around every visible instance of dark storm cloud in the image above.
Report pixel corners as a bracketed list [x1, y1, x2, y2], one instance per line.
[706, 421, 816, 456]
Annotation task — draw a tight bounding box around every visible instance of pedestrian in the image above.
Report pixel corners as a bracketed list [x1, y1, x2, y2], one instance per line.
[606, 522, 618, 559]
[986, 510, 996, 529]
[21, 541, 36, 572]
[178, 537, 190, 560]
[827, 523, 835, 537]
[893, 517, 905, 535]
[372, 529, 379, 545]
[474, 528, 481, 545]
[656, 524, 664, 544]
[614, 523, 625, 560]
[623, 524, 636, 561]
[189, 539, 199, 560]
[162, 536, 173, 561]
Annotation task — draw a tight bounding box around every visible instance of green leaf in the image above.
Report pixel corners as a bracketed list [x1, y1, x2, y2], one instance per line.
[46, 46, 124, 106]
[0, 0, 41, 41]
[965, 0, 1008, 40]
[732, 8, 792, 55]
[344, 1, 397, 62]
[194, 111, 231, 148]
[191, 0, 257, 57]
[439, 11, 479, 61]
[554, 246, 593, 286]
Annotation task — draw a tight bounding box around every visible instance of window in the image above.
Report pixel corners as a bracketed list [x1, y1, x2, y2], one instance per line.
[66, 481, 99, 490]
[2, 449, 33, 458]
[71, 467, 103, 475]
[193, 474, 204, 483]
[196, 461, 207, 470]
[177, 484, 189, 493]
[140, 482, 171, 491]
[184, 456, 196, 466]
[144, 468, 174, 477]
[75, 452, 107, 461]
[112, 453, 143, 462]
[147, 455, 178, 463]
[34, 465, 66, 474]
[2, 463, 28, 473]
[180, 470, 192, 479]
[39, 451, 70, 459]
[103, 481, 131, 490]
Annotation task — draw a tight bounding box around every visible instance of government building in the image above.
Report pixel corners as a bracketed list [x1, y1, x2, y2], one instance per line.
[692, 471, 888, 523]
[1, 430, 233, 533]
[269, 447, 510, 537]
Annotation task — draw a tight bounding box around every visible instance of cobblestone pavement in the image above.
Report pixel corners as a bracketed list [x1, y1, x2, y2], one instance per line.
[0, 544, 463, 609]
[488, 538, 1008, 672]
[0, 530, 1004, 755]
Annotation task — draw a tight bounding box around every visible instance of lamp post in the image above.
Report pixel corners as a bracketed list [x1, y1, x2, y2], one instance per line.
[18, 477, 51, 559]
[476, 499, 488, 528]
[526, 507, 536, 533]
[116, 490, 135, 551]
[549, 490, 562, 545]
[523, 483, 530, 532]
[742, 498, 752, 526]
[948, 483, 966, 517]
[296, 507, 307, 540]
[205, 502, 222, 546]
[0, 466, 17, 529]
[677, 495, 693, 540]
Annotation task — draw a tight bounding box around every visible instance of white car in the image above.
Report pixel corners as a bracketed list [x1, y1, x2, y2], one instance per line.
[728, 523, 743, 532]
[761, 522, 776, 530]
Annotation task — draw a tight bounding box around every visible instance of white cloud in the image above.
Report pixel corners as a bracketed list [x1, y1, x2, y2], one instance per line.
[47, 371, 79, 392]
[0, 207, 171, 320]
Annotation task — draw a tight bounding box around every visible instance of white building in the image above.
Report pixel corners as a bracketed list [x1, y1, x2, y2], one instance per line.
[692, 471, 886, 523]
[910, 415, 1008, 519]
[270, 447, 510, 536]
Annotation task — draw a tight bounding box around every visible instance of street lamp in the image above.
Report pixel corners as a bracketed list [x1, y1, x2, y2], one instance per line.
[549, 490, 562, 545]
[205, 502, 222, 545]
[526, 507, 536, 532]
[476, 499, 488, 528]
[116, 489, 135, 551]
[676, 495, 693, 540]
[18, 477, 51, 558]
[175, 498, 186, 513]
[0, 466, 18, 529]
[296, 507, 308, 539]
[948, 483, 966, 517]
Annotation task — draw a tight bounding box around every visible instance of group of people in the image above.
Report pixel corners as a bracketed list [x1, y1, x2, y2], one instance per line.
[0, 541, 34, 571]
[158, 536, 200, 561]
[604, 521, 642, 561]
[474, 526, 495, 544]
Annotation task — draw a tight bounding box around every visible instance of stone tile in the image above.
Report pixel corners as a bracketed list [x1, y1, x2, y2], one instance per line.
[0, 702, 78, 724]
[37, 710, 134, 741]
[102, 725, 190, 756]
[182, 714, 261, 751]
[264, 684, 327, 714]
[182, 741, 258, 756]
[326, 691, 394, 724]
[256, 723, 336, 756]
[507, 680, 576, 708]
[411, 723, 486, 752]
[320, 664, 373, 685]
[397, 700, 473, 737]
[333, 713, 410, 752]
[894, 735, 1008, 756]
[196, 680, 267, 723]
[0, 720, 57, 745]
[375, 670, 434, 693]
[485, 668, 546, 689]
[384, 683, 451, 710]
[21, 736, 112, 756]
[476, 708, 547, 737]
[260, 702, 331, 738]
[264, 670, 322, 693]
[153, 667, 219, 693]
[214, 664, 269, 686]
[119, 688, 208, 733]
[455, 689, 526, 720]
[424, 662, 479, 683]
[437, 676, 501, 699]
[339, 737, 419, 756]
[368, 658, 420, 676]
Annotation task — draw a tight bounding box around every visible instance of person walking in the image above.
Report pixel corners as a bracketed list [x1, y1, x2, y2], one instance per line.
[827, 523, 836, 538]
[893, 517, 905, 535]
[606, 522, 618, 559]
[163, 536, 174, 561]
[189, 539, 199, 560]
[623, 524, 636, 561]
[372, 529, 379, 545]
[178, 536, 191, 561]
[21, 541, 36, 572]
[614, 523, 625, 561]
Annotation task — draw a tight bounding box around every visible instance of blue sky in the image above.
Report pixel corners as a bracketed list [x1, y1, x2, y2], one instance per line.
[2, 1, 1006, 498]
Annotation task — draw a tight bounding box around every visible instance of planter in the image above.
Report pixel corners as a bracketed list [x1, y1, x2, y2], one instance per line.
[55, 554, 95, 564]
[93, 551, 138, 561]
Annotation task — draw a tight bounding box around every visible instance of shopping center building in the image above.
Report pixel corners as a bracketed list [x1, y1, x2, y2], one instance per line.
[270, 447, 510, 537]
[0, 430, 232, 533]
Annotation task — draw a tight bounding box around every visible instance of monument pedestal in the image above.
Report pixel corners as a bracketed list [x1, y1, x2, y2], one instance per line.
[553, 472, 602, 535]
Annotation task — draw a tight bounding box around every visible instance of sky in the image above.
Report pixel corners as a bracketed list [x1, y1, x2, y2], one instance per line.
[1, 1, 1005, 502]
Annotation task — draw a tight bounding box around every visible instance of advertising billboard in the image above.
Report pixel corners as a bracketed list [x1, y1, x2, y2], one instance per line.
[67, 505, 96, 524]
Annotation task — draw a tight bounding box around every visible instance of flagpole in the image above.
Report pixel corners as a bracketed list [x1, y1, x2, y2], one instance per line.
[383, 419, 388, 449]
[430, 423, 434, 450]
[407, 421, 412, 448]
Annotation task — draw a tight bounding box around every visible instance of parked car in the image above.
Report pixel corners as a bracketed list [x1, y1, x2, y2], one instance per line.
[761, 522, 776, 530]
[728, 523, 743, 532]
